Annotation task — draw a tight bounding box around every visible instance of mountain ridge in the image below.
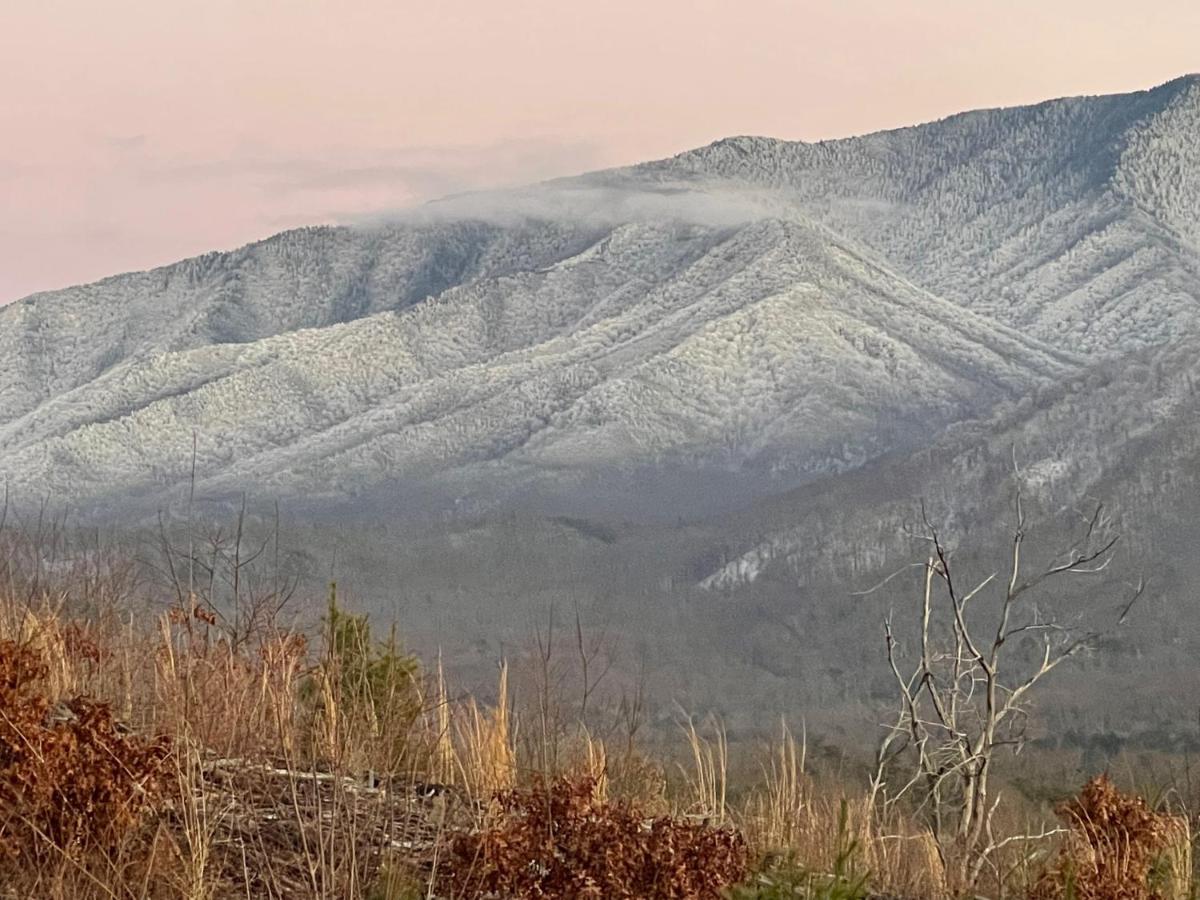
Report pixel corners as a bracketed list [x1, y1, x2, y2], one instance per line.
[2, 77, 1197, 519]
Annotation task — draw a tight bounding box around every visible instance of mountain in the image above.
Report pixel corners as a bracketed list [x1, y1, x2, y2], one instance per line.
[2, 76, 1198, 521]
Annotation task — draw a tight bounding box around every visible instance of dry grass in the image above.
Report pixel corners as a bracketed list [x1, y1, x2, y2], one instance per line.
[678, 713, 730, 825]
[451, 661, 516, 802]
[736, 720, 947, 900]
[0, 529, 1193, 899]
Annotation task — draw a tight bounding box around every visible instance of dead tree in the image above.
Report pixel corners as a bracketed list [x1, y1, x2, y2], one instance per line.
[868, 490, 1144, 891]
[151, 496, 298, 649]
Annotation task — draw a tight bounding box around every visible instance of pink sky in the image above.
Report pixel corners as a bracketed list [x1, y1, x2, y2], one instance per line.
[2, 0, 1197, 304]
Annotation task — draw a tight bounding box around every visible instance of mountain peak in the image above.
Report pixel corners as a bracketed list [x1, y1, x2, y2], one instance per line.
[658, 75, 1200, 176]
[3, 79, 1199, 513]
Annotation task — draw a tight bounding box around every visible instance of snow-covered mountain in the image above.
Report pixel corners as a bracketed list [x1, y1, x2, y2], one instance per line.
[2, 76, 1198, 516]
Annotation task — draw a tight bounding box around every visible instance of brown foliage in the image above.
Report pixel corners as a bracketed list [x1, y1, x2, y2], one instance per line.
[1031, 775, 1181, 900]
[440, 775, 749, 899]
[0, 639, 172, 866]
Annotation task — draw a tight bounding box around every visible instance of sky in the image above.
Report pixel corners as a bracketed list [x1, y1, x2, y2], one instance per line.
[2, 0, 1197, 304]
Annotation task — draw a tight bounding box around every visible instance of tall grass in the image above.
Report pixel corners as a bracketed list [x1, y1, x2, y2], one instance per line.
[0, 526, 1193, 899]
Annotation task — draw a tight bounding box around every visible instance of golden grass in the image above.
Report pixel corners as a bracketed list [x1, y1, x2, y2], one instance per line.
[451, 661, 516, 802]
[0, 567, 1192, 899]
[679, 712, 730, 825]
[735, 719, 948, 899]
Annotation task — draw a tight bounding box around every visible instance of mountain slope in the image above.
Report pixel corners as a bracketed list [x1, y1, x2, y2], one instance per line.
[1, 77, 1197, 515]
[0, 220, 608, 425]
[699, 333, 1200, 593]
[0, 218, 1076, 509]
[631, 74, 1200, 354]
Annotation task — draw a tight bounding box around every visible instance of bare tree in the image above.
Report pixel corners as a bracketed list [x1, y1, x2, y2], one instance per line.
[868, 488, 1144, 891]
[151, 497, 299, 648]
[574, 601, 613, 725]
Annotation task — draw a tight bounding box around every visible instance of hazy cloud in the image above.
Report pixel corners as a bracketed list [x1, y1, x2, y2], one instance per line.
[0, 136, 619, 303]
[381, 180, 778, 231]
[142, 138, 612, 206]
[106, 133, 147, 152]
[0, 160, 40, 182]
